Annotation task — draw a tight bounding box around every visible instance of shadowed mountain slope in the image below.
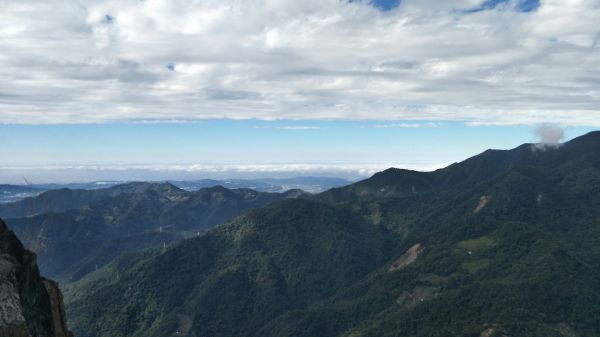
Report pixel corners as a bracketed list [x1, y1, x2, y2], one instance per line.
[6, 184, 303, 282]
[0, 182, 185, 219]
[0, 218, 73, 337]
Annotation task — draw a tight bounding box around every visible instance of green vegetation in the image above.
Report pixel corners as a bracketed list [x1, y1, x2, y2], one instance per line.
[457, 236, 496, 252]
[461, 258, 491, 273]
[64, 131, 600, 337]
[4, 184, 298, 282]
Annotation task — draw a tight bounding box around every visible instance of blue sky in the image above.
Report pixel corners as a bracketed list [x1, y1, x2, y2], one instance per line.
[0, 121, 595, 183]
[1, 0, 599, 183]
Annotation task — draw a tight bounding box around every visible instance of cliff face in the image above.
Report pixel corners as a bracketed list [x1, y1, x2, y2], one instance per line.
[0, 218, 73, 337]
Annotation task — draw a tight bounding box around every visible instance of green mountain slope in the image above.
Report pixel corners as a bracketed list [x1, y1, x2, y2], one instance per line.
[6, 184, 302, 282]
[66, 200, 399, 337]
[318, 131, 600, 203]
[0, 182, 190, 219]
[261, 170, 600, 337]
[65, 131, 600, 337]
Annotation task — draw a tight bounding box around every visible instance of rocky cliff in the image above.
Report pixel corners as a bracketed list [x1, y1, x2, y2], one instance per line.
[0, 218, 73, 337]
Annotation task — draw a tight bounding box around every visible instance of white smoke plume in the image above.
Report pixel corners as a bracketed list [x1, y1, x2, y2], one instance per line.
[533, 124, 565, 151]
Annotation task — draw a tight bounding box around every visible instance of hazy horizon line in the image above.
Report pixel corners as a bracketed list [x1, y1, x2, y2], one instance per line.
[0, 162, 446, 185]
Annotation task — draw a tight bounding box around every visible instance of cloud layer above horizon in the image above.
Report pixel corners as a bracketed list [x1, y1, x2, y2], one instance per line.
[1, 0, 599, 125]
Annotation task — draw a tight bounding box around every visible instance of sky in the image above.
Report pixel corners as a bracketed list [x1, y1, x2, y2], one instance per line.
[1, 0, 599, 183]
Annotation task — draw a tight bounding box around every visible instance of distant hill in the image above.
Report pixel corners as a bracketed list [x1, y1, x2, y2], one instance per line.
[0, 184, 44, 204]
[5, 183, 304, 282]
[0, 182, 185, 218]
[171, 176, 350, 193]
[0, 176, 349, 205]
[65, 131, 600, 337]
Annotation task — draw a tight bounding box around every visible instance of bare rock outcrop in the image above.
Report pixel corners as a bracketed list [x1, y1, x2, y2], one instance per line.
[0, 218, 73, 337]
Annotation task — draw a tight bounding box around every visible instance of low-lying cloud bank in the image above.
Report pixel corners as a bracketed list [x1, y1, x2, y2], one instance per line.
[1, 0, 599, 125]
[0, 162, 445, 184]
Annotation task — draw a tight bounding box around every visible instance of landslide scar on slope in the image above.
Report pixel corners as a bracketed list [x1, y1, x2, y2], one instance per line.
[473, 195, 491, 214]
[388, 243, 424, 272]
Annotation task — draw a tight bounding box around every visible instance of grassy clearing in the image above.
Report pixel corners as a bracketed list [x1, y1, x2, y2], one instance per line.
[462, 259, 492, 273]
[457, 236, 496, 252]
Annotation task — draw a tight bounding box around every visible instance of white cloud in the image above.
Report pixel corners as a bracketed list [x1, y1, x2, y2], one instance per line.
[369, 122, 441, 128]
[532, 123, 565, 150]
[0, 162, 446, 183]
[253, 125, 320, 130]
[278, 126, 321, 130]
[534, 123, 565, 143]
[1, 0, 599, 125]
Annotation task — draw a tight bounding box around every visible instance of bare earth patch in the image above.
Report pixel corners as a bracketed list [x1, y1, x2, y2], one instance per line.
[473, 195, 491, 214]
[480, 327, 495, 337]
[388, 243, 424, 272]
[396, 286, 438, 309]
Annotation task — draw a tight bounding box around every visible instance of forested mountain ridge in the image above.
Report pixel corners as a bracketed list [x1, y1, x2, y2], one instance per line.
[5, 184, 304, 282]
[0, 182, 185, 219]
[64, 131, 600, 337]
[317, 131, 600, 203]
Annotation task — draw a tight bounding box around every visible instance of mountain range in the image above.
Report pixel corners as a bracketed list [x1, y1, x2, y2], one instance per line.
[0, 176, 349, 204]
[59, 132, 600, 337]
[0, 185, 44, 204]
[2, 183, 305, 282]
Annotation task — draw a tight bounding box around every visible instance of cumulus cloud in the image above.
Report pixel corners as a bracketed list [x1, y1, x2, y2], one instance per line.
[1, 0, 600, 125]
[533, 123, 565, 150]
[535, 124, 564, 143]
